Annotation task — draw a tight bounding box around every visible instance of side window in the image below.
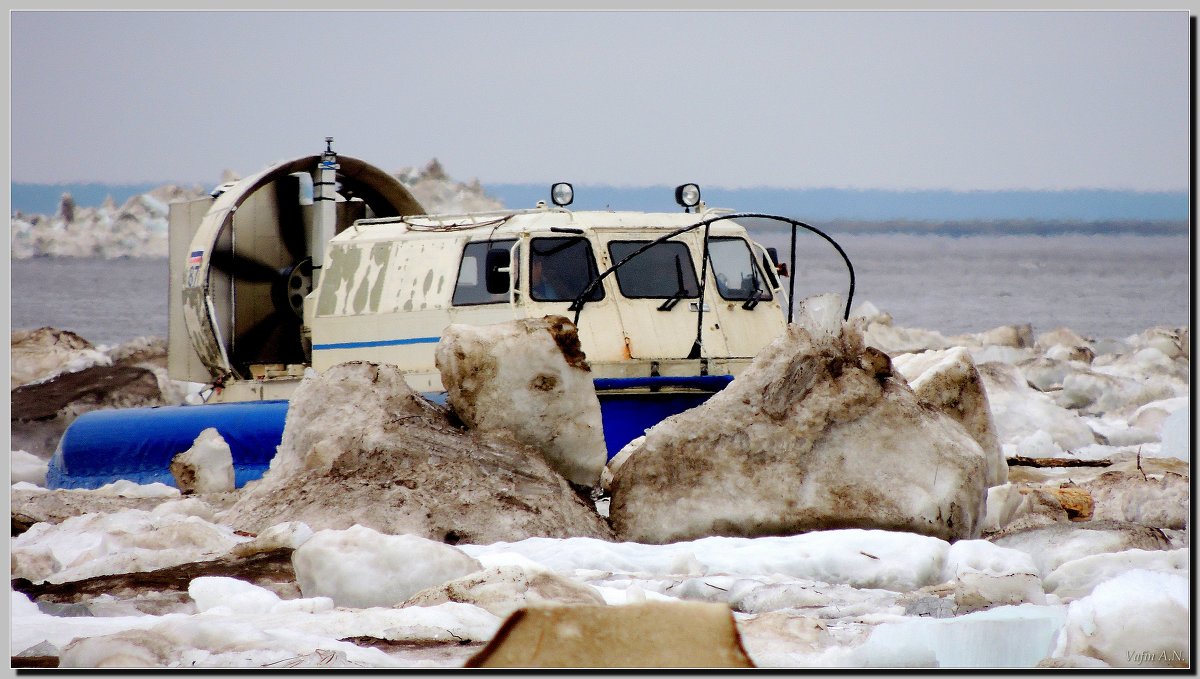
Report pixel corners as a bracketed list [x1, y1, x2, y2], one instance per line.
[757, 245, 781, 289]
[708, 237, 773, 301]
[607, 241, 699, 299]
[452, 239, 517, 306]
[530, 237, 604, 302]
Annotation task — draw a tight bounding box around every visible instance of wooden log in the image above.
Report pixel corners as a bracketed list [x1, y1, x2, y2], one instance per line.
[11, 547, 295, 604]
[1007, 456, 1112, 468]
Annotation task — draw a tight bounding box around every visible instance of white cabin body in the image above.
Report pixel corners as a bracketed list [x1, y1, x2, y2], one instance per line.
[304, 206, 789, 394]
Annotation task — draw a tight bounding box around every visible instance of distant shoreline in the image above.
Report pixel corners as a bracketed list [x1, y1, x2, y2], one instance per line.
[12, 181, 1189, 223]
[748, 219, 1189, 237]
[486, 183, 1190, 223]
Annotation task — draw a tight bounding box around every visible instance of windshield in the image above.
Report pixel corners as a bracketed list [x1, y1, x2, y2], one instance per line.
[607, 240, 700, 299]
[709, 237, 772, 301]
[529, 237, 604, 302]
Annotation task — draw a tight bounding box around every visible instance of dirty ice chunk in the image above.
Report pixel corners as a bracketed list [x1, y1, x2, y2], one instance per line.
[893, 347, 1007, 487]
[611, 322, 989, 543]
[437, 316, 607, 486]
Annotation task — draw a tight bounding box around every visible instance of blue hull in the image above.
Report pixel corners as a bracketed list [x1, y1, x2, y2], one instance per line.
[46, 376, 732, 490]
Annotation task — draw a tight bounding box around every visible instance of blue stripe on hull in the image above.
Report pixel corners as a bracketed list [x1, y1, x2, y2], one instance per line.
[312, 336, 441, 350]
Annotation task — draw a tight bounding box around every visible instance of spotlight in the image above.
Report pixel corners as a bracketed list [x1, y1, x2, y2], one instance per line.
[675, 183, 701, 209]
[551, 182, 574, 207]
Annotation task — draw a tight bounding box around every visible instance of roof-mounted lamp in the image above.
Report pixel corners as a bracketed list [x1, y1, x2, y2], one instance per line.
[675, 183, 701, 211]
[551, 182, 574, 207]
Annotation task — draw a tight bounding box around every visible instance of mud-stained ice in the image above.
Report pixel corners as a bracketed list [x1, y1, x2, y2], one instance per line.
[893, 347, 1007, 487]
[169, 428, 235, 494]
[610, 321, 990, 543]
[436, 316, 607, 486]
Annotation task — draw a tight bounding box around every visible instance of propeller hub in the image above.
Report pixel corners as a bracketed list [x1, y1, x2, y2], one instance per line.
[276, 258, 313, 319]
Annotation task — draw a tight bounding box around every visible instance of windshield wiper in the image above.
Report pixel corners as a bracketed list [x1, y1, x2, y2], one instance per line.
[742, 260, 763, 310]
[658, 290, 686, 311]
[658, 254, 688, 311]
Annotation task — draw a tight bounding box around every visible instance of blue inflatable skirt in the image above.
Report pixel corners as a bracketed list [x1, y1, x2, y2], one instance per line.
[46, 400, 290, 490]
[45, 375, 733, 490]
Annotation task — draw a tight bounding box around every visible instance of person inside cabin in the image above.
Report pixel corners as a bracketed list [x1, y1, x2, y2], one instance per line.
[529, 237, 605, 303]
[530, 255, 569, 300]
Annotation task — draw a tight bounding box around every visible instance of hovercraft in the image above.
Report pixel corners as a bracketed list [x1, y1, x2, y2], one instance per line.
[48, 140, 854, 489]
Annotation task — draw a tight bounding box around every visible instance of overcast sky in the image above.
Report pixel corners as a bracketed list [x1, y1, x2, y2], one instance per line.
[9, 10, 1190, 190]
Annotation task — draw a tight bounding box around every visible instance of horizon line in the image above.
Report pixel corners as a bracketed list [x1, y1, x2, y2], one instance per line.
[9, 179, 1191, 195]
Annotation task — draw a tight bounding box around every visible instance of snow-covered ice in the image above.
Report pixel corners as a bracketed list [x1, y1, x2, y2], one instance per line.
[169, 428, 235, 494]
[9, 307, 1190, 668]
[1043, 548, 1189, 601]
[291, 526, 483, 608]
[12, 506, 251, 584]
[1054, 569, 1190, 667]
[1159, 406, 1190, 461]
[12, 450, 49, 486]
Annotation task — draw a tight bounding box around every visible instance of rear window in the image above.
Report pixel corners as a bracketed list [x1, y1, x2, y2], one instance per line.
[607, 240, 700, 299]
[529, 237, 604, 302]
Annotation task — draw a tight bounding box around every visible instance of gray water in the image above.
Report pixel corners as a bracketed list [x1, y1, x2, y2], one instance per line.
[753, 231, 1192, 339]
[9, 233, 1191, 346]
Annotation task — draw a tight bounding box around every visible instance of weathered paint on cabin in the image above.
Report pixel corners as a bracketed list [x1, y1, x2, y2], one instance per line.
[305, 208, 789, 392]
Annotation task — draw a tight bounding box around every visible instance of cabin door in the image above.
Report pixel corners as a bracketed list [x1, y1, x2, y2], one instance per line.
[696, 236, 788, 358]
[520, 234, 629, 363]
[597, 232, 730, 361]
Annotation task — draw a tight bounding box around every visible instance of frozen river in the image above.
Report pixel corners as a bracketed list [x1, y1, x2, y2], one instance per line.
[9, 232, 1191, 346]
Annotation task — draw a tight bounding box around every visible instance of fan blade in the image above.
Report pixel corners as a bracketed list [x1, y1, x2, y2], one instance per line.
[209, 248, 282, 283]
[275, 174, 309, 262]
[232, 309, 304, 366]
